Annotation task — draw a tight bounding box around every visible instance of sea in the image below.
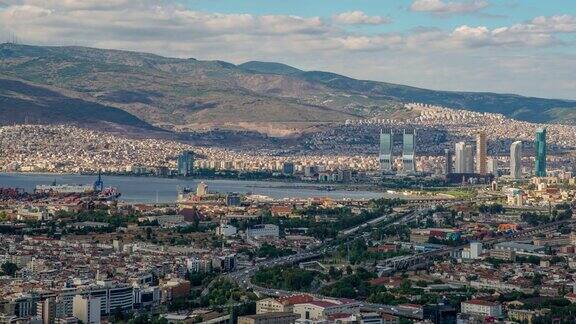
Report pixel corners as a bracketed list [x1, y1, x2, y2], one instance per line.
[0, 173, 395, 203]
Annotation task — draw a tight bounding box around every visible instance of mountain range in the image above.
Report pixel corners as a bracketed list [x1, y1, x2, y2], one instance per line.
[0, 43, 575, 135]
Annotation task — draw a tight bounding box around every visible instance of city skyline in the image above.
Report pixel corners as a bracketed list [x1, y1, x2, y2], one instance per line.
[1, 2, 576, 323]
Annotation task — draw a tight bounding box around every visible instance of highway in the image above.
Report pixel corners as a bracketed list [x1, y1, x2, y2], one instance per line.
[224, 204, 442, 285]
[220, 201, 576, 320]
[220, 205, 434, 320]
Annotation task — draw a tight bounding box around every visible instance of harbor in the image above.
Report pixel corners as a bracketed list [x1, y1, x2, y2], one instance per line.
[0, 173, 390, 203]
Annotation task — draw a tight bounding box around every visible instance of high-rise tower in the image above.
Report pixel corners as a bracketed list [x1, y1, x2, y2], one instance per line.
[402, 130, 416, 173]
[510, 141, 522, 179]
[444, 149, 453, 175]
[455, 142, 474, 173]
[535, 128, 547, 177]
[177, 151, 195, 177]
[379, 130, 393, 173]
[476, 132, 487, 175]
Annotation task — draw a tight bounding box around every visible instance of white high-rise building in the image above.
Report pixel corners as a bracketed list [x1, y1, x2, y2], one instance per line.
[455, 142, 474, 173]
[488, 158, 498, 177]
[510, 141, 523, 179]
[470, 242, 482, 259]
[72, 295, 100, 324]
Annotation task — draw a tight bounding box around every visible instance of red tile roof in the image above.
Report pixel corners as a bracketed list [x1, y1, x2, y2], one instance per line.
[278, 294, 315, 305]
[307, 300, 338, 308]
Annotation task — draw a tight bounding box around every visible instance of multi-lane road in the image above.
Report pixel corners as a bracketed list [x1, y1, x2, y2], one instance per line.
[221, 206, 432, 320]
[220, 201, 575, 320]
[226, 205, 434, 289]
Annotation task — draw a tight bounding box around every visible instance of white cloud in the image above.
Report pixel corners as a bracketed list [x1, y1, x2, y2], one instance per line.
[410, 0, 488, 14]
[0, 0, 574, 98]
[0, 0, 144, 10]
[511, 15, 576, 34]
[337, 35, 403, 51]
[0, 0, 571, 54]
[333, 11, 390, 25]
[448, 15, 576, 48]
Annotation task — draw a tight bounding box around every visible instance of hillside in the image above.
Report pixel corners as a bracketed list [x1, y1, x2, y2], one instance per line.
[0, 43, 574, 135]
[238, 61, 303, 75]
[0, 77, 155, 131]
[296, 71, 576, 122]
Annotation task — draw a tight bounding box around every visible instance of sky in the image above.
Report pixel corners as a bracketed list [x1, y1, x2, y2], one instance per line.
[0, 0, 575, 99]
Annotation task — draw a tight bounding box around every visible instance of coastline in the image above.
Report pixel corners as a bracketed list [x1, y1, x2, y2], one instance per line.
[0, 172, 390, 203]
[0, 171, 381, 193]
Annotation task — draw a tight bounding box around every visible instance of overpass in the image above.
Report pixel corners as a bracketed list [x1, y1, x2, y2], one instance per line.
[376, 218, 576, 274]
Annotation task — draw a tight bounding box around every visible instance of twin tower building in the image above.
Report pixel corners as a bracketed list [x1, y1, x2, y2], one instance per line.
[379, 130, 416, 174]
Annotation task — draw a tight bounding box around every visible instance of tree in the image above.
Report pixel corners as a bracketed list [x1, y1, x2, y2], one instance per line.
[400, 279, 412, 293]
[110, 306, 127, 322]
[252, 267, 317, 292]
[257, 243, 295, 258]
[345, 265, 353, 275]
[532, 273, 544, 286]
[1, 261, 18, 277]
[328, 266, 342, 280]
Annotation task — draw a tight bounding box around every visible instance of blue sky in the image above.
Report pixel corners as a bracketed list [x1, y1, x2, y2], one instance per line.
[0, 0, 575, 99]
[186, 0, 572, 30]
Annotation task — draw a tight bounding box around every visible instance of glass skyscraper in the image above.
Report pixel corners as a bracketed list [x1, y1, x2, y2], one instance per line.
[379, 130, 393, 173]
[535, 128, 547, 177]
[402, 130, 416, 173]
[177, 151, 195, 177]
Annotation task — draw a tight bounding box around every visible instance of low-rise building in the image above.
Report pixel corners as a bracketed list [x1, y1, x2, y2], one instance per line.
[216, 224, 238, 237]
[489, 249, 516, 261]
[292, 300, 359, 321]
[238, 312, 299, 324]
[493, 242, 545, 255]
[160, 279, 191, 302]
[460, 299, 502, 318]
[256, 295, 314, 314]
[247, 224, 280, 239]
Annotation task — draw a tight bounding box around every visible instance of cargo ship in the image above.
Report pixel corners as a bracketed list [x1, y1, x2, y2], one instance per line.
[35, 174, 121, 201]
[35, 183, 93, 194]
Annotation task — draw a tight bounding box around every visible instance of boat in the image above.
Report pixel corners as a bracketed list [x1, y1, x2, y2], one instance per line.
[35, 174, 121, 201]
[177, 186, 195, 202]
[96, 186, 121, 201]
